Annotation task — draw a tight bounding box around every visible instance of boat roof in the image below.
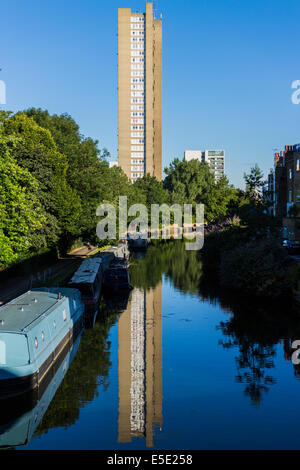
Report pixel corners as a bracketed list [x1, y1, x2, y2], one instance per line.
[69, 257, 102, 285]
[0, 288, 78, 333]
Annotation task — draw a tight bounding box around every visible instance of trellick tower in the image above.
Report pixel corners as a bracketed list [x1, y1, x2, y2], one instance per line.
[118, 2, 162, 182]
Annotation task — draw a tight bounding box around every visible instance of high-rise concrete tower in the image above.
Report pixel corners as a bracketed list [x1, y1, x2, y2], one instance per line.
[118, 2, 162, 182]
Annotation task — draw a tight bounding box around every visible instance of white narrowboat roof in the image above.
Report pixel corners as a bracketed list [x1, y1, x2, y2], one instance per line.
[69, 257, 102, 285]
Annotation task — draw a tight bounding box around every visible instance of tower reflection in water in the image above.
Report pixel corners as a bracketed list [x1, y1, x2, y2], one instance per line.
[118, 284, 162, 448]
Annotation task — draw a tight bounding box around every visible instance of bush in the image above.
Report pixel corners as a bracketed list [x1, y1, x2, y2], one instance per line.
[219, 238, 292, 298]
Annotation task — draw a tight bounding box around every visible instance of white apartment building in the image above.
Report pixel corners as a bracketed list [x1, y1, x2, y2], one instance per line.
[184, 149, 225, 181]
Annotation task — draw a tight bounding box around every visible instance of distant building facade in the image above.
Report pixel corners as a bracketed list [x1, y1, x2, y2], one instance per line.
[184, 149, 225, 181]
[118, 2, 162, 183]
[264, 168, 275, 216]
[268, 144, 300, 240]
[283, 145, 300, 240]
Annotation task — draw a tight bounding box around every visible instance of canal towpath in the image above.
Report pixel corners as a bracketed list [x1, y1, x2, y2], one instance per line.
[0, 245, 99, 306]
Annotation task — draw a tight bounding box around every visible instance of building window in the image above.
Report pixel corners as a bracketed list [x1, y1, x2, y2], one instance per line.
[131, 165, 144, 171]
[297, 159, 300, 171]
[296, 190, 300, 202]
[289, 168, 293, 179]
[288, 190, 293, 202]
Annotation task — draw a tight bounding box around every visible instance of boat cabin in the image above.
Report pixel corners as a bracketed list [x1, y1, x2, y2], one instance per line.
[0, 288, 84, 399]
[68, 257, 103, 307]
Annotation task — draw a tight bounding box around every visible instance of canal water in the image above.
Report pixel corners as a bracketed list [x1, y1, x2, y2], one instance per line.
[3, 241, 300, 449]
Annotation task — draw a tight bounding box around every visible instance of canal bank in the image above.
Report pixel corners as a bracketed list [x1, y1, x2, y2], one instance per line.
[0, 241, 297, 450]
[0, 245, 111, 306]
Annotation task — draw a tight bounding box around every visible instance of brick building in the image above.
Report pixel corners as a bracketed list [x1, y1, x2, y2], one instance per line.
[269, 145, 300, 240]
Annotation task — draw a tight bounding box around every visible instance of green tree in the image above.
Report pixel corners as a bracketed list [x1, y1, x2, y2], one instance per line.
[22, 109, 114, 243]
[3, 113, 82, 252]
[133, 174, 168, 207]
[164, 158, 215, 206]
[0, 129, 46, 267]
[243, 164, 266, 199]
[164, 159, 237, 222]
[205, 176, 238, 222]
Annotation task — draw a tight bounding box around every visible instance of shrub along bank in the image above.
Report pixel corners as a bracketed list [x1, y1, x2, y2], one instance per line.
[201, 226, 299, 299]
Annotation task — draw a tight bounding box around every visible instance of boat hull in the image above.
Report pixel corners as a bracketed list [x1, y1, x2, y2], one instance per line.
[128, 238, 148, 251]
[0, 288, 84, 401]
[0, 315, 83, 400]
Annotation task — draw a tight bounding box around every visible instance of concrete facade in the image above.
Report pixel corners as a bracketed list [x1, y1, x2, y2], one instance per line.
[184, 150, 202, 162]
[184, 149, 225, 181]
[118, 2, 162, 183]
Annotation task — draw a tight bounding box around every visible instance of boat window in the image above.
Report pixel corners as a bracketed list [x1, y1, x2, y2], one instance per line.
[53, 320, 56, 329]
[0, 334, 29, 366]
[62, 309, 67, 321]
[0, 340, 6, 365]
[35, 337, 38, 349]
[41, 331, 45, 341]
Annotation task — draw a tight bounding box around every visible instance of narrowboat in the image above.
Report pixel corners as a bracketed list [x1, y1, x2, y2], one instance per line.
[128, 235, 148, 251]
[0, 331, 82, 448]
[0, 287, 84, 400]
[102, 265, 131, 292]
[110, 257, 129, 269]
[99, 251, 116, 269]
[68, 257, 103, 308]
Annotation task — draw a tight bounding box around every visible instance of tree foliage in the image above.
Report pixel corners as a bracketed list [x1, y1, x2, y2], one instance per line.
[243, 164, 266, 199]
[164, 158, 238, 222]
[0, 108, 273, 270]
[3, 113, 82, 251]
[0, 129, 46, 267]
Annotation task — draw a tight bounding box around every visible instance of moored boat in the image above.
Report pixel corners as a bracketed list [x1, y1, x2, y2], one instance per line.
[128, 235, 148, 251]
[103, 265, 131, 292]
[109, 257, 129, 269]
[68, 257, 103, 308]
[0, 331, 82, 448]
[0, 287, 84, 400]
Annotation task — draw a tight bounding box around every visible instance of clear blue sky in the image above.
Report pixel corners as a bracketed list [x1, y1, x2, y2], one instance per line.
[1, 0, 300, 187]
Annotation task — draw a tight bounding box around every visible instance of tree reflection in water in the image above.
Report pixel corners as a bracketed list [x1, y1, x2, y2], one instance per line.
[35, 308, 120, 436]
[132, 240, 300, 408]
[33, 240, 300, 435]
[200, 285, 300, 406]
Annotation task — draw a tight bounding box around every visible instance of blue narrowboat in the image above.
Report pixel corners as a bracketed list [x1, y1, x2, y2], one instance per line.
[0, 287, 84, 400]
[0, 331, 82, 448]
